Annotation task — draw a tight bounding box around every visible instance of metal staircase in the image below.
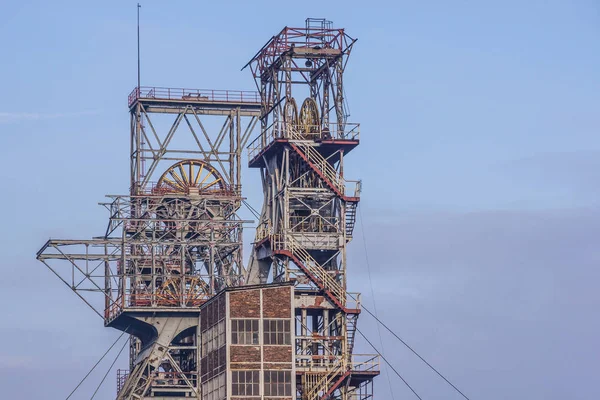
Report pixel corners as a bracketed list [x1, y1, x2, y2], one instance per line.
[345, 201, 358, 238]
[303, 362, 348, 400]
[273, 236, 347, 309]
[347, 313, 358, 357]
[287, 131, 360, 242]
[288, 131, 351, 199]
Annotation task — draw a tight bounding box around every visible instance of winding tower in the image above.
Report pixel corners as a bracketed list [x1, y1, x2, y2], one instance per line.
[37, 87, 260, 398]
[244, 19, 378, 399]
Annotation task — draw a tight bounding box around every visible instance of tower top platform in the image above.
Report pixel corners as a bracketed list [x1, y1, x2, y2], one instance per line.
[243, 21, 357, 79]
[128, 86, 262, 115]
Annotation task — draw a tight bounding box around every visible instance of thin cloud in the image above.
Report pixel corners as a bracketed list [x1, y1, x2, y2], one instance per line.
[0, 110, 101, 123]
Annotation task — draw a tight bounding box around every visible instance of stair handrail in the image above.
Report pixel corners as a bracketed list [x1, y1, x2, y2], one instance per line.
[285, 236, 346, 306]
[305, 361, 346, 400]
[288, 130, 345, 194]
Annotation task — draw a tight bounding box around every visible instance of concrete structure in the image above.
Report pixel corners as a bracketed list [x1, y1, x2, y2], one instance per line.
[36, 18, 378, 400]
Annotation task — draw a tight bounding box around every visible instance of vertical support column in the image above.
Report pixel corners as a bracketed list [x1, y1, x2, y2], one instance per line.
[151, 230, 156, 307]
[209, 231, 215, 293]
[121, 220, 127, 311]
[285, 55, 292, 99]
[301, 308, 307, 367]
[334, 311, 346, 370]
[103, 243, 110, 318]
[130, 109, 136, 195]
[261, 79, 268, 147]
[283, 149, 290, 240]
[236, 108, 241, 193]
[135, 103, 142, 195]
[229, 110, 235, 188]
[312, 313, 319, 366]
[339, 149, 344, 179]
[323, 309, 330, 368]
[273, 71, 281, 135]
[322, 69, 330, 128]
[335, 60, 345, 137]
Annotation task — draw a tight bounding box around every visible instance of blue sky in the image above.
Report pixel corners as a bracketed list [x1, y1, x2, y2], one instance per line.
[1, 1, 599, 399]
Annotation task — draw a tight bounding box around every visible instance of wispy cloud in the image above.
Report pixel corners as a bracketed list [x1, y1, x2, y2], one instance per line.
[0, 110, 101, 123]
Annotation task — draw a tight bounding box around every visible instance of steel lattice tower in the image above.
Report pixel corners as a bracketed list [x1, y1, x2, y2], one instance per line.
[244, 18, 378, 399]
[38, 87, 261, 398]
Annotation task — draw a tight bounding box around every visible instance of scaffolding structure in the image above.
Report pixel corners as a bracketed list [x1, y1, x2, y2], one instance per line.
[36, 18, 378, 400]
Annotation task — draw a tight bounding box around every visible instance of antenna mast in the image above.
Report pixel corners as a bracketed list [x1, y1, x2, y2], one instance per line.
[137, 3, 141, 89]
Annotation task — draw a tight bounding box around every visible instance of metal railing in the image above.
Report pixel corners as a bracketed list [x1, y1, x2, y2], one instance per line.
[295, 353, 378, 373]
[259, 233, 359, 309]
[247, 120, 360, 161]
[289, 215, 339, 233]
[296, 354, 339, 370]
[272, 234, 346, 306]
[136, 181, 235, 197]
[346, 292, 361, 311]
[345, 180, 362, 198]
[350, 354, 380, 372]
[255, 221, 273, 243]
[248, 123, 361, 199]
[288, 233, 339, 250]
[105, 292, 210, 323]
[103, 274, 222, 323]
[304, 361, 345, 400]
[128, 86, 260, 107]
[105, 295, 125, 323]
[117, 369, 129, 395]
[150, 371, 198, 388]
[290, 131, 361, 199]
[289, 129, 344, 193]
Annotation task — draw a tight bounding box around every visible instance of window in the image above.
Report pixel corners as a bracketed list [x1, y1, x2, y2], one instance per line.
[201, 373, 226, 400]
[263, 319, 291, 345]
[264, 370, 292, 396]
[201, 320, 225, 357]
[231, 370, 259, 396]
[231, 319, 259, 345]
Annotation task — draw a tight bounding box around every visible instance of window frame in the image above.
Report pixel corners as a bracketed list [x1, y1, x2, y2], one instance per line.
[231, 370, 260, 396]
[263, 370, 292, 397]
[231, 319, 260, 345]
[263, 319, 291, 346]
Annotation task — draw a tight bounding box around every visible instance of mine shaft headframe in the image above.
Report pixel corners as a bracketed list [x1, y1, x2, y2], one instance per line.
[242, 18, 357, 82]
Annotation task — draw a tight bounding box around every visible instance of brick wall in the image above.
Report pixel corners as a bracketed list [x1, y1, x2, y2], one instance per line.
[229, 290, 261, 318]
[262, 287, 292, 318]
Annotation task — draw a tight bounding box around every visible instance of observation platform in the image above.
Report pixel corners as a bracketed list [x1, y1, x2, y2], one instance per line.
[248, 121, 360, 169]
[128, 86, 262, 116]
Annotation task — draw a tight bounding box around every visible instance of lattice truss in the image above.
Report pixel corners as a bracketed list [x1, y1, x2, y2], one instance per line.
[37, 97, 259, 321]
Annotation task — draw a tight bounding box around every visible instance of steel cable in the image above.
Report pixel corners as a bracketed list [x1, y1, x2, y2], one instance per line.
[357, 328, 423, 400]
[242, 199, 261, 219]
[351, 212, 472, 400]
[359, 303, 472, 400]
[357, 205, 396, 400]
[65, 330, 128, 399]
[90, 337, 129, 399]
